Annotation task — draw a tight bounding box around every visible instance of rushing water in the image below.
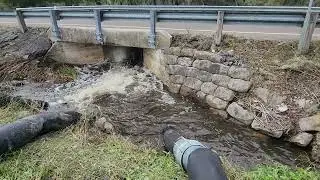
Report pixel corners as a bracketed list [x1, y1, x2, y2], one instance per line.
[1, 66, 308, 168]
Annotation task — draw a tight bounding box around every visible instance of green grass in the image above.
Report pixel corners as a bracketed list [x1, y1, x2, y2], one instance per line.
[0, 125, 187, 180]
[244, 165, 320, 180]
[0, 102, 34, 125]
[224, 160, 320, 180]
[57, 65, 78, 81]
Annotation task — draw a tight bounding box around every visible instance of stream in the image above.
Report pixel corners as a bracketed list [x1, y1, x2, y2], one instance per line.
[0, 65, 308, 169]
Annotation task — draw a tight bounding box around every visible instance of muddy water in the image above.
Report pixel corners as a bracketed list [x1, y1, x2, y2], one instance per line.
[3, 67, 307, 168]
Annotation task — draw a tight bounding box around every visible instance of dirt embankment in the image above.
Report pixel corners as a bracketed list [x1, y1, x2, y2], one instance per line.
[0, 27, 77, 83]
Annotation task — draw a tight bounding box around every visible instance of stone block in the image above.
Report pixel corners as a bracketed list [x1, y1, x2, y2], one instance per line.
[211, 74, 231, 87]
[193, 60, 221, 74]
[227, 102, 254, 125]
[298, 113, 320, 132]
[194, 50, 222, 63]
[228, 66, 252, 80]
[289, 132, 313, 147]
[177, 57, 193, 66]
[168, 83, 181, 94]
[201, 82, 218, 95]
[167, 65, 188, 76]
[187, 67, 212, 82]
[228, 79, 252, 92]
[219, 64, 230, 75]
[164, 47, 181, 56]
[180, 48, 196, 57]
[196, 91, 207, 102]
[180, 85, 196, 96]
[184, 77, 203, 90]
[214, 86, 235, 101]
[206, 96, 228, 110]
[170, 75, 185, 84]
[167, 83, 181, 94]
[210, 108, 228, 119]
[164, 55, 178, 65]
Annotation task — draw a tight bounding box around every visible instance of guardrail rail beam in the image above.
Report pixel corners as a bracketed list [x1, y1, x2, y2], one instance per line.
[16, 10, 27, 33]
[5, 5, 320, 52]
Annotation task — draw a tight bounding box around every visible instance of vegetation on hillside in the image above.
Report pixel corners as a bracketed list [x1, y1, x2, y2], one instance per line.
[0, 0, 319, 8]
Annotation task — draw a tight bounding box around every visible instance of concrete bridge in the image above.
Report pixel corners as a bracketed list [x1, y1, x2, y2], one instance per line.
[45, 26, 171, 65]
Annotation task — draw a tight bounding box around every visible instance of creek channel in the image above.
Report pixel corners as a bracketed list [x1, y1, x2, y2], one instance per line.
[0, 65, 308, 169]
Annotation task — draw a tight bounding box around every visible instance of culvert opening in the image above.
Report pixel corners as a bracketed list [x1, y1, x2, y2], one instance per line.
[103, 45, 144, 67]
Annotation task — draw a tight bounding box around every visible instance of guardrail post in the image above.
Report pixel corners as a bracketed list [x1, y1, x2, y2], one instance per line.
[49, 10, 61, 41]
[94, 9, 103, 44]
[215, 11, 224, 46]
[298, 0, 317, 54]
[149, 10, 157, 49]
[16, 10, 27, 33]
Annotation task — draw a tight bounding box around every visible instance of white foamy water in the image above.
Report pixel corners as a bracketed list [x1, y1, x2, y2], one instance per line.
[7, 66, 175, 111]
[64, 68, 135, 109]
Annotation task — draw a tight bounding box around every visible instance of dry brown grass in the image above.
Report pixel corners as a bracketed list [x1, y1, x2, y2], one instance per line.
[220, 35, 320, 103]
[217, 36, 320, 129]
[0, 59, 78, 83]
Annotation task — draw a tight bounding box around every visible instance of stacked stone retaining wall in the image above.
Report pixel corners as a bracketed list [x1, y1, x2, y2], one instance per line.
[162, 47, 252, 116]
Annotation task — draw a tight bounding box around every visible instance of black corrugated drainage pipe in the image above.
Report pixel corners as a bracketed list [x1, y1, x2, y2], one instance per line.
[163, 127, 227, 180]
[0, 111, 80, 155]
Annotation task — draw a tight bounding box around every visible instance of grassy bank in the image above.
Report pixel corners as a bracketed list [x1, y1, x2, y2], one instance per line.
[224, 162, 320, 180]
[0, 127, 187, 179]
[0, 102, 35, 125]
[0, 105, 319, 179]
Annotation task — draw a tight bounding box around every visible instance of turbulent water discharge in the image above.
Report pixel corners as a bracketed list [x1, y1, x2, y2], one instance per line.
[3, 66, 308, 168]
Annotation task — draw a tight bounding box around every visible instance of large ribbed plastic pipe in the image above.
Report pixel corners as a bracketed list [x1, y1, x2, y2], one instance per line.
[0, 111, 80, 155]
[163, 127, 227, 180]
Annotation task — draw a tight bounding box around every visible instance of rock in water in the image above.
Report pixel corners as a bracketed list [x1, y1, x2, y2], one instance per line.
[226, 102, 254, 125]
[95, 117, 114, 134]
[95, 117, 107, 129]
[210, 108, 228, 119]
[206, 96, 228, 110]
[289, 132, 313, 147]
[298, 113, 320, 132]
[251, 119, 284, 138]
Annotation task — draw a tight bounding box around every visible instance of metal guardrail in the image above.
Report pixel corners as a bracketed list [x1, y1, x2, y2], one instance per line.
[0, 5, 319, 52]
